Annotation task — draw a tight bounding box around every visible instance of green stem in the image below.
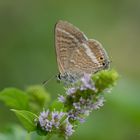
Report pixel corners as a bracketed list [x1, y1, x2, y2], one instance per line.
[46, 133, 53, 140]
[26, 133, 31, 140]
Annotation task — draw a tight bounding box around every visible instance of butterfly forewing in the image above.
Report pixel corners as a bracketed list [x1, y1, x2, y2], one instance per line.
[55, 20, 87, 74]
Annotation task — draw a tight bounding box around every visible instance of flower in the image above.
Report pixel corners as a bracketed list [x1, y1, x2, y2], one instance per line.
[92, 96, 105, 110]
[38, 110, 65, 132]
[65, 119, 75, 139]
[58, 95, 66, 103]
[68, 110, 78, 121]
[66, 87, 77, 95]
[67, 95, 105, 124]
[51, 111, 65, 128]
[37, 70, 118, 139]
[58, 73, 105, 125]
[80, 73, 95, 90]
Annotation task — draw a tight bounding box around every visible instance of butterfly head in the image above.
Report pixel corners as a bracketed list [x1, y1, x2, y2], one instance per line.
[57, 72, 80, 85]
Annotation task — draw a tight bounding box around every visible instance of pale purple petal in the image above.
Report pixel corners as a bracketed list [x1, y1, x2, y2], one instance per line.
[78, 118, 85, 123]
[58, 95, 66, 103]
[73, 102, 81, 110]
[65, 119, 75, 138]
[81, 73, 91, 84]
[92, 97, 105, 109]
[38, 110, 66, 132]
[66, 87, 77, 95]
[80, 73, 95, 90]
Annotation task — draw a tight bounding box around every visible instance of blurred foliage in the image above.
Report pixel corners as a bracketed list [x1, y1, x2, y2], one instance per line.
[26, 85, 51, 113]
[0, 0, 140, 140]
[0, 124, 27, 140]
[11, 109, 38, 132]
[0, 88, 29, 110]
[0, 124, 42, 140]
[0, 86, 50, 113]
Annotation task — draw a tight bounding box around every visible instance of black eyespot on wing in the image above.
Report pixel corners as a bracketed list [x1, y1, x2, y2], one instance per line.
[100, 57, 103, 60]
[102, 62, 105, 66]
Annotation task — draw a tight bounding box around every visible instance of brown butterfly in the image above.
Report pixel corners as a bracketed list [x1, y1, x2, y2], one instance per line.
[55, 20, 110, 83]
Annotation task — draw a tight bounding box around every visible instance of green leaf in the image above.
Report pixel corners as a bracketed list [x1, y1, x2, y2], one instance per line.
[11, 109, 38, 132]
[26, 85, 51, 113]
[0, 88, 29, 110]
[49, 100, 64, 111]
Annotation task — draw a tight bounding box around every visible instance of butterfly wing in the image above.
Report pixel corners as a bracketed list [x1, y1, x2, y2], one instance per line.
[55, 20, 110, 77]
[55, 20, 87, 74]
[68, 39, 110, 75]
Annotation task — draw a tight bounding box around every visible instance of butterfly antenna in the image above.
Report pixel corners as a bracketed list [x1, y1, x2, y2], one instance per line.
[42, 74, 57, 86]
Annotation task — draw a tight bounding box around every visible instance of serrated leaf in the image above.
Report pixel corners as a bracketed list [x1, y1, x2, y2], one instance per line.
[11, 109, 38, 132]
[0, 88, 29, 110]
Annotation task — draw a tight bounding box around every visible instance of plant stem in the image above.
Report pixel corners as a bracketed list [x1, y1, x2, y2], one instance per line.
[46, 134, 53, 140]
[26, 133, 31, 140]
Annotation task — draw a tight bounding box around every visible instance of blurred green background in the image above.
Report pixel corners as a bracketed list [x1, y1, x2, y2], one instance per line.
[0, 0, 140, 140]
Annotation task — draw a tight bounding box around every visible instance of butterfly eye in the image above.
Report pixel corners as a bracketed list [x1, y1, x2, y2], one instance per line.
[57, 74, 61, 80]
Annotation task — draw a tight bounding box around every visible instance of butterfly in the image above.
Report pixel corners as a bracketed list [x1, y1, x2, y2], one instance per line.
[55, 20, 110, 83]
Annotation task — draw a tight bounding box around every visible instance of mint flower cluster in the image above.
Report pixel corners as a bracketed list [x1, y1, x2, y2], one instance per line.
[58, 73, 104, 123]
[37, 70, 118, 139]
[38, 110, 74, 139]
[39, 110, 65, 132]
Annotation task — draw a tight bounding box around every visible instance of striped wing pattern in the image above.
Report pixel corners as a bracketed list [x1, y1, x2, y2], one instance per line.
[55, 20, 109, 78]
